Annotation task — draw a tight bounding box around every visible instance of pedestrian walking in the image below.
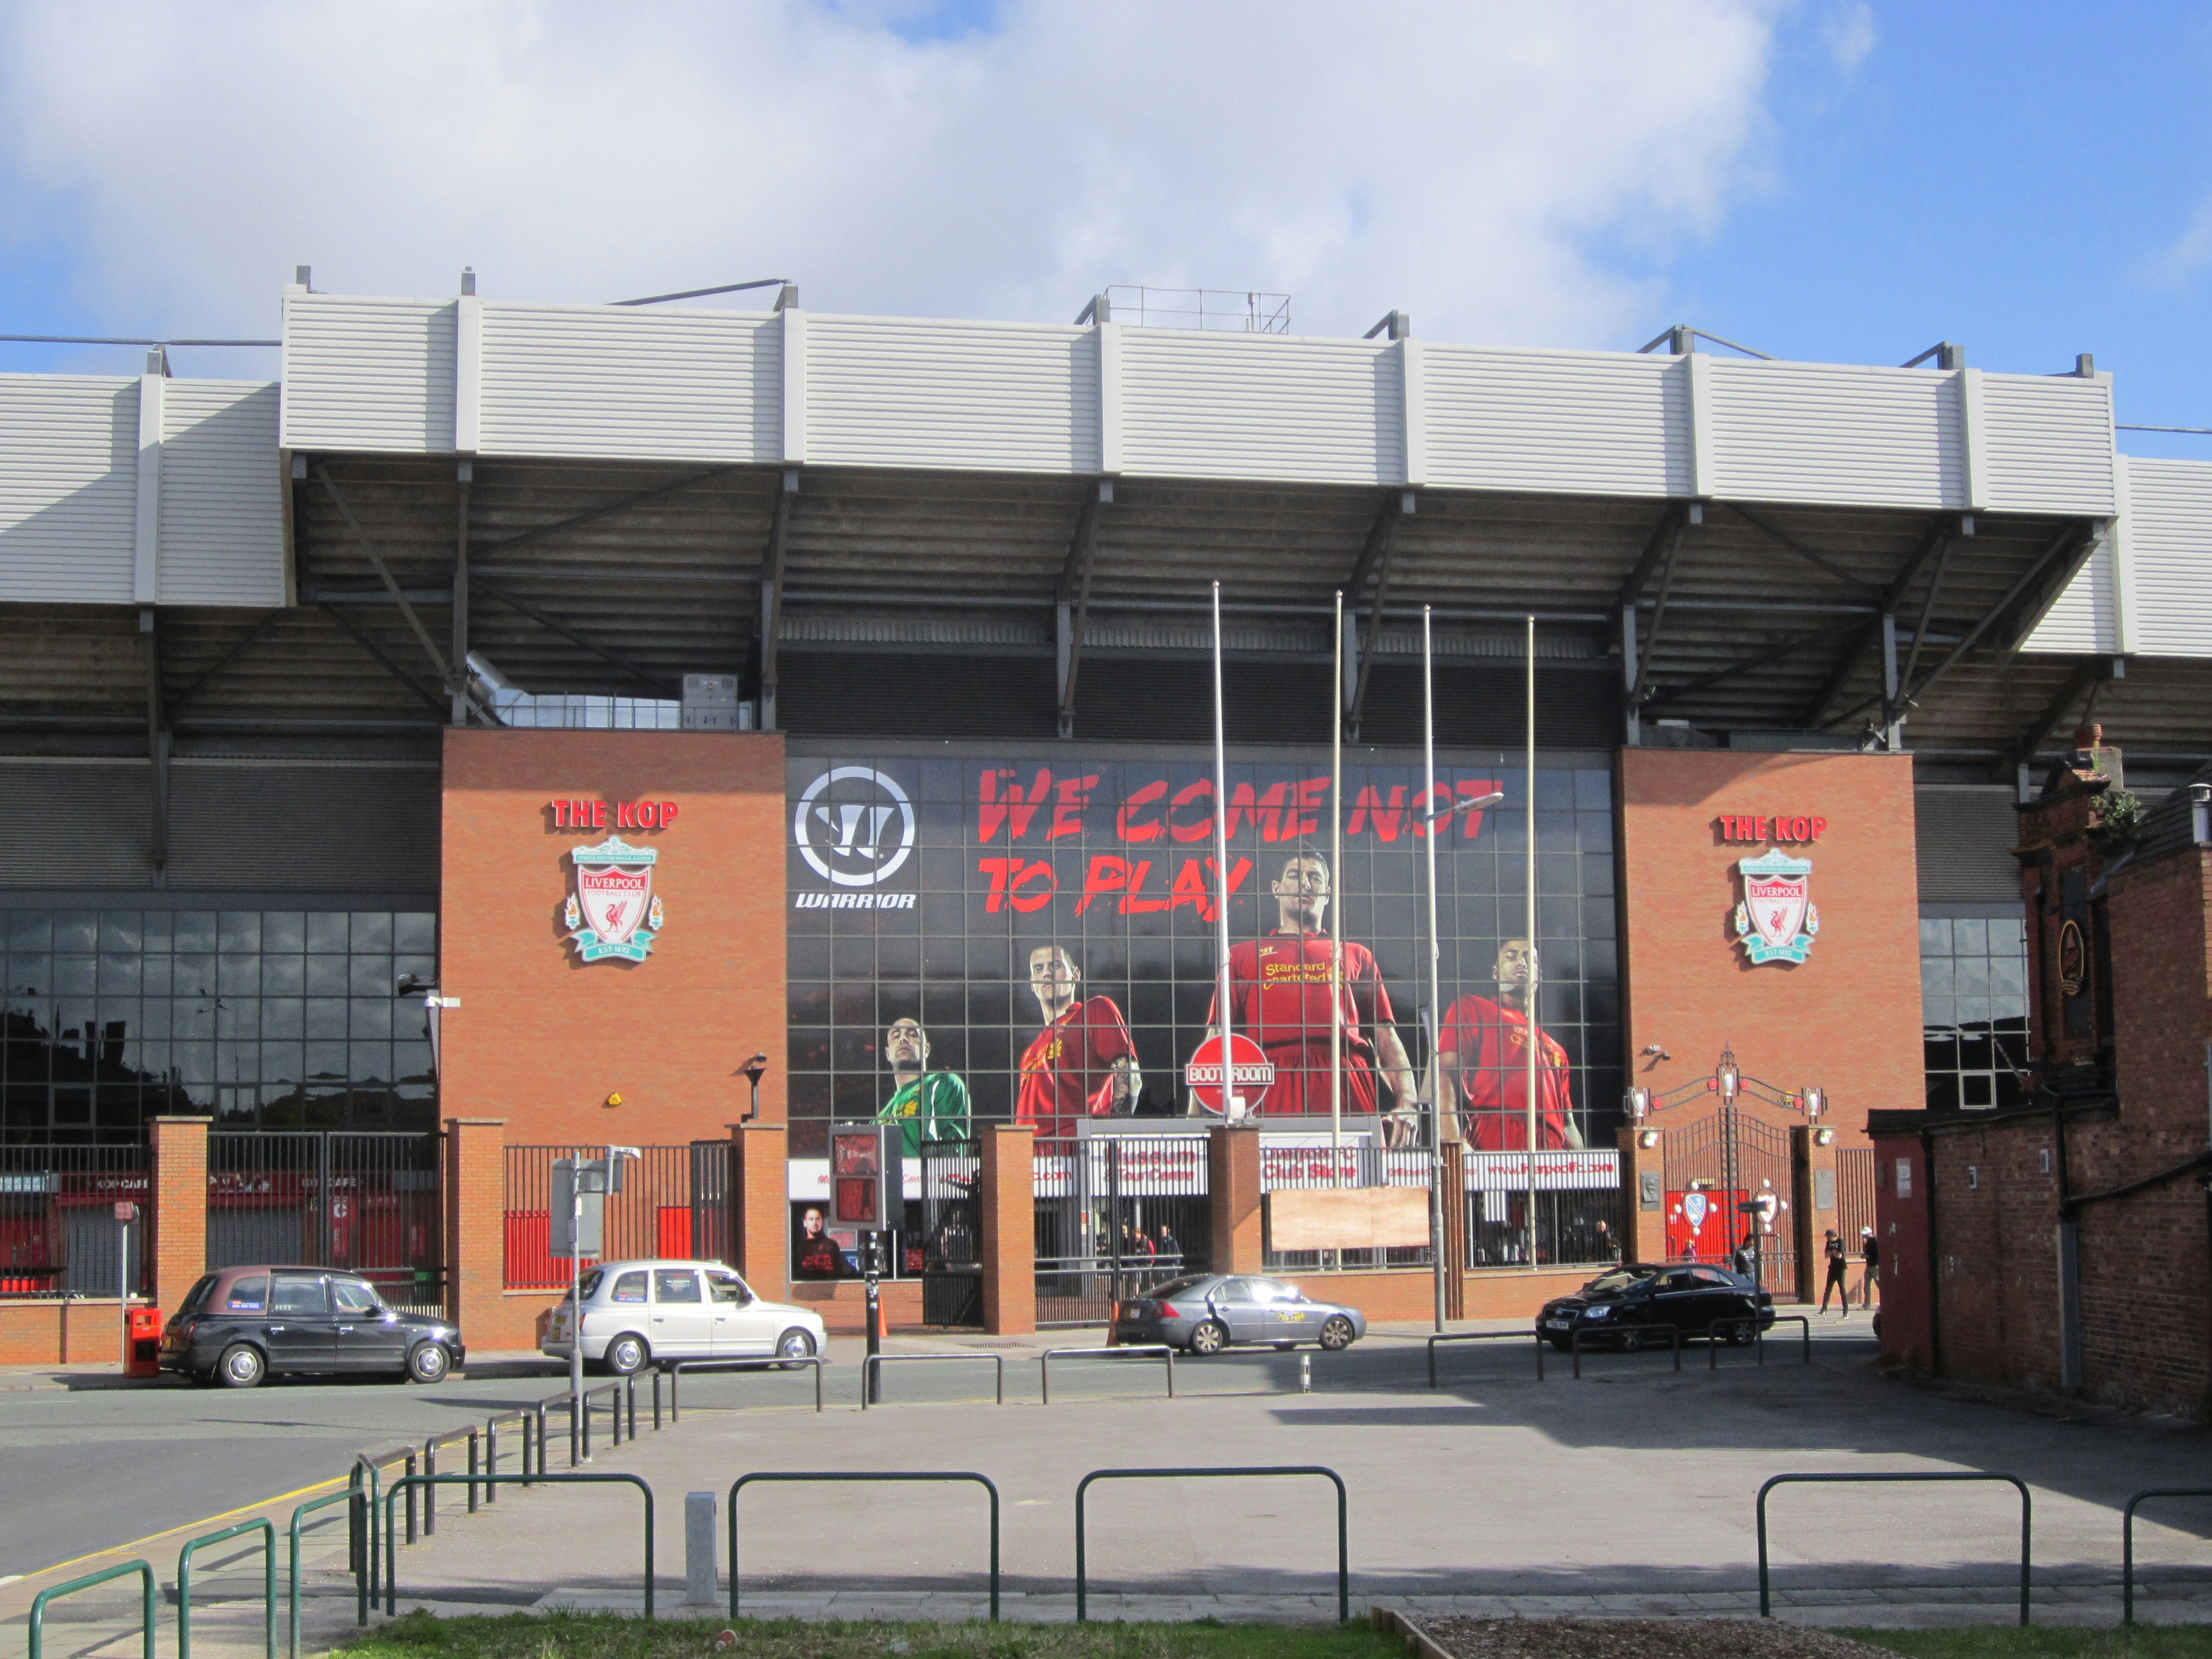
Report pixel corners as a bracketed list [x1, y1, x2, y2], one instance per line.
[1862, 1227, 1880, 1307]
[1819, 1229, 1850, 1314]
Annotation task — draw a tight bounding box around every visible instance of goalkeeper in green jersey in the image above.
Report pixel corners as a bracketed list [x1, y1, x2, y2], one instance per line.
[879, 1017, 971, 1159]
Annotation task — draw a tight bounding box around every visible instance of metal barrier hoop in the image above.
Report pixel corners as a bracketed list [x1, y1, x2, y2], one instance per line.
[1424, 1329, 1541, 1388]
[1040, 1345, 1175, 1405]
[178, 1516, 276, 1659]
[288, 1487, 370, 1647]
[1756, 1471, 2031, 1625]
[1075, 1465, 1347, 1623]
[382, 1473, 654, 1619]
[860, 1351, 1006, 1409]
[668, 1354, 825, 1417]
[727, 1471, 999, 1620]
[1571, 1323, 1684, 1377]
[27, 1559, 156, 1659]
[2121, 1485, 2212, 1623]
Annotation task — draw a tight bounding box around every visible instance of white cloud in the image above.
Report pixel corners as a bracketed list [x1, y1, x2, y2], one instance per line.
[0, 1, 1778, 351]
[2143, 194, 2212, 294]
[1818, 1, 1878, 76]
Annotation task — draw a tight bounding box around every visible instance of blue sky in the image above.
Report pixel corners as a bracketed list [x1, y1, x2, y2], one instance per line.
[0, 2, 2206, 458]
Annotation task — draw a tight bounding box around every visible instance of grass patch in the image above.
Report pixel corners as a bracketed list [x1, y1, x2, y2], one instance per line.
[341, 1609, 1402, 1659]
[1841, 1631, 2212, 1659]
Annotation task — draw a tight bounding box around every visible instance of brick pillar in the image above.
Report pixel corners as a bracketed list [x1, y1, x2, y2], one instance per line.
[1440, 1141, 1467, 1320]
[1617, 1126, 1665, 1265]
[1795, 1124, 1837, 1305]
[730, 1122, 789, 1302]
[443, 1118, 506, 1336]
[1207, 1124, 1263, 1274]
[980, 1123, 1035, 1335]
[147, 1116, 208, 1315]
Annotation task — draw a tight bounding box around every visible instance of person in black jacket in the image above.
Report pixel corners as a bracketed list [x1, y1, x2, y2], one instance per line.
[1819, 1229, 1851, 1314]
[1862, 1227, 1881, 1308]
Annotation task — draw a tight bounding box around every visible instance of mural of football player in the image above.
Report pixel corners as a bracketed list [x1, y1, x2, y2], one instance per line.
[1196, 850, 1422, 1144]
[1016, 945, 1141, 1145]
[877, 1016, 971, 1160]
[1434, 937, 1583, 1150]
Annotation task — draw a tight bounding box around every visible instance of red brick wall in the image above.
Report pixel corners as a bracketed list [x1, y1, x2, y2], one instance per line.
[0, 1300, 129, 1366]
[981, 1124, 1036, 1335]
[1928, 1119, 2064, 1392]
[444, 1118, 506, 1338]
[148, 1116, 208, 1313]
[439, 729, 788, 1144]
[1208, 1126, 1264, 1273]
[733, 1122, 789, 1302]
[1619, 750, 1922, 1147]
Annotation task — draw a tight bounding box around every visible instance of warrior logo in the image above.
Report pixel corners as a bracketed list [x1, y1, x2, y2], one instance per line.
[563, 837, 663, 964]
[1732, 848, 1819, 966]
[794, 767, 916, 887]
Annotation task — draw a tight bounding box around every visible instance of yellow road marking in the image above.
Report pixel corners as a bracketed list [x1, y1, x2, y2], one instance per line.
[20, 1474, 349, 1585]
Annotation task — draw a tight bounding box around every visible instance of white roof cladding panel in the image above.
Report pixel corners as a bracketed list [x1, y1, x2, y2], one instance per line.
[478, 302, 780, 462]
[2025, 526, 2119, 652]
[1706, 358, 1961, 509]
[0, 375, 138, 603]
[1422, 344, 1687, 497]
[805, 314, 1098, 473]
[280, 292, 458, 452]
[156, 379, 286, 606]
[2119, 455, 2212, 657]
[1118, 330, 1401, 485]
[1979, 374, 2116, 517]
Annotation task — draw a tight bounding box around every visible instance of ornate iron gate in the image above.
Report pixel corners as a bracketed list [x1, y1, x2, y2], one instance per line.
[919, 1139, 983, 1328]
[1034, 1133, 1209, 1327]
[1662, 1110, 1796, 1296]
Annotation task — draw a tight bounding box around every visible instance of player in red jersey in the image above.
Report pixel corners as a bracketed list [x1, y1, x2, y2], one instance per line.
[1434, 937, 1583, 1150]
[1196, 852, 1421, 1144]
[1015, 944, 1141, 1146]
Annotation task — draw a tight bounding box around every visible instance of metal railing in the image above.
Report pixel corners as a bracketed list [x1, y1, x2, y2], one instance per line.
[1426, 1329, 1541, 1388]
[728, 1472, 1001, 1619]
[383, 1473, 654, 1617]
[177, 1517, 275, 1659]
[502, 1142, 724, 1289]
[205, 1131, 441, 1310]
[287, 1489, 368, 1645]
[0, 1144, 150, 1299]
[1075, 1466, 1347, 1622]
[1759, 1314, 1814, 1366]
[1569, 1323, 1686, 1377]
[860, 1351, 1005, 1408]
[668, 1355, 824, 1416]
[2122, 1486, 2212, 1624]
[28, 1560, 156, 1659]
[1040, 1344, 1174, 1404]
[1756, 1471, 2031, 1625]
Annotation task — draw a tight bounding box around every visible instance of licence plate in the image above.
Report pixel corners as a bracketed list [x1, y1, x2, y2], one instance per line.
[1545, 1318, 1571, 1330]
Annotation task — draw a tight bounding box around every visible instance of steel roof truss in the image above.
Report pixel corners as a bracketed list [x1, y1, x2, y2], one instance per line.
[166, 610, 287, 717]
[465, 463, 741, 561]
[472, 583, 680, 700]
[1724, 502, 1884, 600]
[1345, 494, 1408, 740]
[1641, 626, 1836, 710]
[318, 604, 453, 721]
[758, 470, 798, 731]
[1055, 481, 1111, 739]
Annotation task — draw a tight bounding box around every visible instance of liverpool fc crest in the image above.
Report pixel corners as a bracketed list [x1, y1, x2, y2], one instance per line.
[1732, 848, 1818, 966]
[563, 837, 664, 964]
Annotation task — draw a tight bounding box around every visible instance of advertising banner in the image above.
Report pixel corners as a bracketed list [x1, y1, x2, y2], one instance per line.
[785, 746, 1622, 1169]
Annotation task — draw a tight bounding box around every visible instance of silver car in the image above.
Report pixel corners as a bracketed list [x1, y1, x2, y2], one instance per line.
[1112, 1273, 1365, 1355]
[540, 1259, 826, 1375]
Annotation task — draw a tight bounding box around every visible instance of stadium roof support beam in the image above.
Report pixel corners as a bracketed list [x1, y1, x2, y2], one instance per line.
[141, 608, 167, 881]
[1617, 502, 1696, 745]
[166, 610, 286, 718]
[1724, 503, 1884, 600]
[472, 582, 680, 700]
[1799, 513, 1963, 730]
[1055, 479, 1112, 739]
[1345, 491, 1411, 742]
[2013, 656, 2126, 770]
[1625, 515, 1688, 710]
[757, 469, 798, 731]
[466, 463, 739, 564]
[452, 461, 472, 726]
[1640, 626, 1837, 709]
[318, 603, 454, 720]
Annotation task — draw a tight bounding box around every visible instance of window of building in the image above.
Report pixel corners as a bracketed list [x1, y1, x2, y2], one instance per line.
[1920, 912, 2030, 1111]
[1, 908, 437, 1144]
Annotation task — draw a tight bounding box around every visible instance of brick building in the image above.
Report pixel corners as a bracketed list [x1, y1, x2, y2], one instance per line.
[1874, 730, 2212, 1416]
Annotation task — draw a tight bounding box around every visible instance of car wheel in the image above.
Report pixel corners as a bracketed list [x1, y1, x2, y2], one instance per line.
[1728, 1320, 1756, 1347]
[775, 1328, 817, 1370]
[1318, 1316, 1355, 1352]
[604, 1333, 648, 1376]
[1189, 1318, 1228, 1356]
[406, 1342, 451, 1384]
[217, 1343, 265, 1388]
[1619, 1328, 1645, 1354]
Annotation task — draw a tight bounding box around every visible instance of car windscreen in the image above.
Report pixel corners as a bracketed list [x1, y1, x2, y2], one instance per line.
[1583, 1272, 1644, 1294]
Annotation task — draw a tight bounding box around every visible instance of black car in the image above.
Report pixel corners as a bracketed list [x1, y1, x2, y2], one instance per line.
[1536, 1262, 1772, 1351]
[159, 1265, 465, 1387]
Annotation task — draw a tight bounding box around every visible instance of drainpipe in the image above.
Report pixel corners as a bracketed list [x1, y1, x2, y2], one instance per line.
[2055, 1107, 2082, 1390]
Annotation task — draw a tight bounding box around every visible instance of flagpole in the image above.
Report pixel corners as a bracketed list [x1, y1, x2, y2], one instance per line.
[1213, 582, 1236, 1118]
[1525, 612, 1539, 1271]
[1423, 606, 1445, 1332]
[1330, 589, 1344, 1183]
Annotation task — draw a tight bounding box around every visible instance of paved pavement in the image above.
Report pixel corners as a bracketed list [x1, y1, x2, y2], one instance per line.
[12, 1312, 2212, 1656]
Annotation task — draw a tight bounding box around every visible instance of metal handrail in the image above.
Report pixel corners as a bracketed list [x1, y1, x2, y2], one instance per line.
[728, 1472, 1000, 1619]
[860, 1351, 1005, 1409]
[383, 1473, 654, 1618]
[2122, 1485, 2212, 1623]
[1041, 1344, 1174, 1404]
[1758, 1313, 1814, 1366]
[178, 1517, 275, 1659]
[28, 1560, 156, 1659]
[1076, 1466, 1347, 1623]
[1425, 1329, 1540, 1388]
[668, 1354, 825, 1416]
[287, 1488, 368, 1647]
[1757, 1471, 2031, 1625]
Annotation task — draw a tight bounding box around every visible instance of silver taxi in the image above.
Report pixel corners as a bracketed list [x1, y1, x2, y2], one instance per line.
[540, 1259, 826, 1375]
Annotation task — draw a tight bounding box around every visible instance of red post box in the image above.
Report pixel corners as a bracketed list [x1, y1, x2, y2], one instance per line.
[125, 1306, 162, 1378]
